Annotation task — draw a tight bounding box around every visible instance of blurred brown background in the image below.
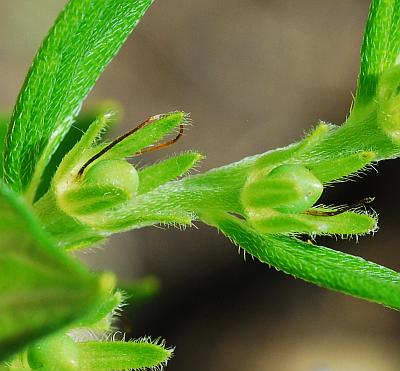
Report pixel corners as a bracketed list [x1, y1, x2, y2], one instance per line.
[1, 1, 400, 370]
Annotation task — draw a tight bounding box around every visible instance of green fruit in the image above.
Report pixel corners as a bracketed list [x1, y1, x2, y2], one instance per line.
[242, 164, 323, 214]
[60, 159, 139, 216]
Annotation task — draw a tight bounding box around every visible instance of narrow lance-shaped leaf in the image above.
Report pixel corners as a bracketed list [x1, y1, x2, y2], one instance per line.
[202, 211, 400, 310]
[3, 0, 154, 200]
[0, 181, 115, 360]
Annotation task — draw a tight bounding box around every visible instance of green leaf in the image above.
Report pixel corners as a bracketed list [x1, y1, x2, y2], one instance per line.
[202, 211, 400, 310]
[78, 340, 173, 370]
[356, 0, 400, 106]
[0, 181, 114, 360]
[3, 0, 154, 199]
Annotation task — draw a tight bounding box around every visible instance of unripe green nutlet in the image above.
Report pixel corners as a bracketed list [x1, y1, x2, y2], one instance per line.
[27, 334, 79, 370]
[61, 159, 139, 216]
[82, 159, 139, 195]
[242, 164, 323, 213]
